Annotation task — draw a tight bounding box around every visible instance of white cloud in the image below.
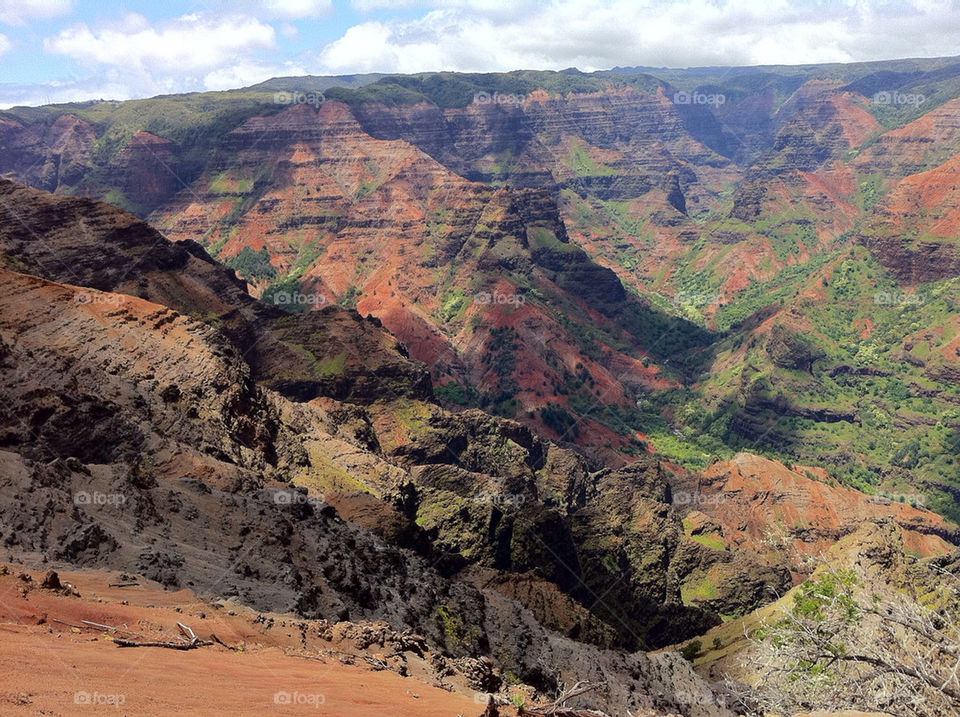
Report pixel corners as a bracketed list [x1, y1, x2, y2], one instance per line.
[322, 0, 960, 74]
[44, 13, 276, 73]
[258, 0, 333, 17]
[203, 60, 309, 91]
[0, 33, 10, 55]
[0, 0, 71, 25]
[14, 12, 287, 107]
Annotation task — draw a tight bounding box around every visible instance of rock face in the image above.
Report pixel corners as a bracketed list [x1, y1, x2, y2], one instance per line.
[4, 60, 960, 711]
[0, 113, 96, 192]
[856, 233, 960, 284]
[350, 86, 734, 193]
[0, 269, 477, 642]
[856, 152, 960, 282]
[4, 66, 960, 469]
[107, 131, 180, 211]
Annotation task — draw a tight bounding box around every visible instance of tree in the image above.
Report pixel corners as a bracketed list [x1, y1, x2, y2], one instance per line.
[740, 557, 960, 716]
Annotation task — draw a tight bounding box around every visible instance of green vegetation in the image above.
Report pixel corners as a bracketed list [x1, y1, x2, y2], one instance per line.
[9, 63, 960, 530]
[224, 246, 277, 281]
[680, 639, 702, 662]
[750, 563, 960, 713]
[1, 90, 289, 208]
[261, 276, 312, 313]
[434, 380, 477, 406]
[338, 285, 360, 310]
[436, 604, 482, 652]
[654, 244, 960, 521]
[539, 403, 579, 439]
[317, 352, 347, 377]
[562, 139, 617, 177]
[479, 326, 521, 417]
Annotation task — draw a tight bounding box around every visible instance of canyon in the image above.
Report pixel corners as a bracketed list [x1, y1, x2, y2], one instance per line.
[2, 58, 960, 715]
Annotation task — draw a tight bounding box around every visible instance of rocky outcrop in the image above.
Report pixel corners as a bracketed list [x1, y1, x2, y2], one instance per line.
[141, 104, 707, 457]
[0, 178, 433, 405]
[764, 323, 825, 372]
[677, 453, 955, 569]
[856, 233, 960, 283]
[693, 520, 960, 716]
[856, 153, 960, 282]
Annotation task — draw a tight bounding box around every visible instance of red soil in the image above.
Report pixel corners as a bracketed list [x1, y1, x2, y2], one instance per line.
[0, 566, 491, 716]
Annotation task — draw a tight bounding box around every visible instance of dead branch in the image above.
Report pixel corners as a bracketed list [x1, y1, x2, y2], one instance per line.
[51, 618, 143, 638]
[51, 618, 90, 630]
[177, 622, 197, 641]
[210, 633, 239, 650]
[521, 681, 609, 716]
[285, 651, 328, 664]
[114, 637, 212, 650]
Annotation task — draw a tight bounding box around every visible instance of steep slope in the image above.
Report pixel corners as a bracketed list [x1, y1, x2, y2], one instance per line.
[676, 453, 954, 568]
[652, 243, 960, 522]
[0, 178, 433, 404]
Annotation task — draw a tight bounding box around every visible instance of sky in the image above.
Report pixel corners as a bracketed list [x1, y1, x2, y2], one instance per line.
[1, 0, 960, 108]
